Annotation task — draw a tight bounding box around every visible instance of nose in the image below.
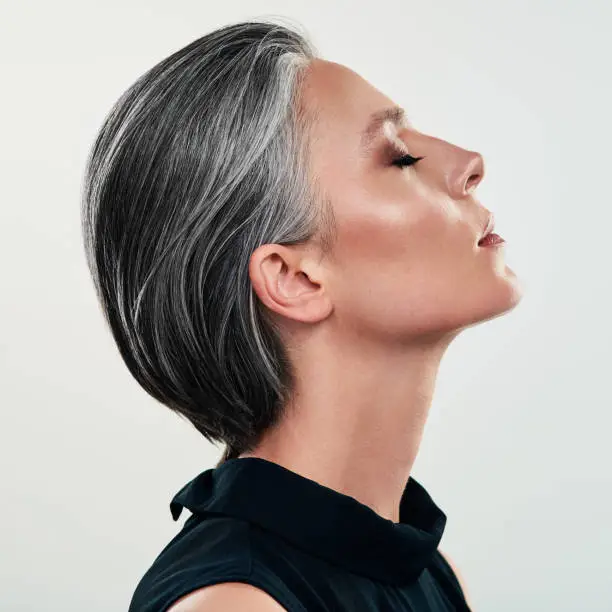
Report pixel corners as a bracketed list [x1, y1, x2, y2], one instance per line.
[449, 150, 485, 198]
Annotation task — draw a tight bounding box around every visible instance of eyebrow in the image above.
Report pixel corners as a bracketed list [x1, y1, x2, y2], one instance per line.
[360, 106, 410, 155]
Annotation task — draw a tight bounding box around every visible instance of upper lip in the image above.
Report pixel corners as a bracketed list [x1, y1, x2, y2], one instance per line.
[479, 213, 495, 242]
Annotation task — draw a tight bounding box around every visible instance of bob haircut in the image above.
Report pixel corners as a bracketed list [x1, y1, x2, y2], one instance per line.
[81, 19, 337, 468]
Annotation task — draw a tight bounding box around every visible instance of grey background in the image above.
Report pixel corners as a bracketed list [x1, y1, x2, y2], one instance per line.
[1, 0, 611, 610]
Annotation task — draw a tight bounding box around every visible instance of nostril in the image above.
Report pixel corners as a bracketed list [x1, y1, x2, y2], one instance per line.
[465, 172, 481, 193]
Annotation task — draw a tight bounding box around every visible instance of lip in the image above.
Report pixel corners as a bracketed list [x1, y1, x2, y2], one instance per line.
[478, 213, 495, 244]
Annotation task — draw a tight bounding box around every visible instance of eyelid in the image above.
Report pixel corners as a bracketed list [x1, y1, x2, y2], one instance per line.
[389, 140, 409, 157]
[391, 153, 424, 168]
[388, 139, 423, 161]
[383, 121, 411, 156]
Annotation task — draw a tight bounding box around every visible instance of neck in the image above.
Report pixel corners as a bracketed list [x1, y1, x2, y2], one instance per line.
[238, 328, 455, 523]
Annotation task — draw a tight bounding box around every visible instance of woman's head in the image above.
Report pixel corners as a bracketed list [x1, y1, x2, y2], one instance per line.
[81, 20, 521, 468]
[255, 58, 522, 350]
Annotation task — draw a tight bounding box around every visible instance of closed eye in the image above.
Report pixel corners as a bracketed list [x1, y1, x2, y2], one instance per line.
[392, 153, 424, 168]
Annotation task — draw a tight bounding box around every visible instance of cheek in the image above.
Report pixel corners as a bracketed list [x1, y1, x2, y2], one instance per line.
[329, 190, 470, 336]
[335, 188, 453, 270]
[334, 167, 462, 258]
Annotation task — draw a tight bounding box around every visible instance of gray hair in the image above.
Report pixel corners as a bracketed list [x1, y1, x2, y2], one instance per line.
[80, 19, 337, 468]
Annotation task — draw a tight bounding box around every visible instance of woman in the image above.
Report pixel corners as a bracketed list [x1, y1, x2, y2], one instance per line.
[82, 18, 522, 612]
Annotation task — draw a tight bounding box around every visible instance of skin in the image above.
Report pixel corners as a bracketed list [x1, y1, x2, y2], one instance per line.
[174, 58, 522, 611]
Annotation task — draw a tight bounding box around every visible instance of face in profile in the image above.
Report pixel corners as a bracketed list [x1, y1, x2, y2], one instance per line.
[253, 58, 523, 346]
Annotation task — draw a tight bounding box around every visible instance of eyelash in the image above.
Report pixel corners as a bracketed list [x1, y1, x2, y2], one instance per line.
[391, 153, 424, 168]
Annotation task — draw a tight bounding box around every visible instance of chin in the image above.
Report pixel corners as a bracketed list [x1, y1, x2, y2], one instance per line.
[442, 273, 524, 334]
[474, 272, 524, 325]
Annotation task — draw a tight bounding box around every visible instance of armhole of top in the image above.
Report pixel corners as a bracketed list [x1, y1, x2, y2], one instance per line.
[427, 550, 472, 611]
[163, 575, 306, 612]
[163, 527, 306, 612]
[434, 550, 465, 596]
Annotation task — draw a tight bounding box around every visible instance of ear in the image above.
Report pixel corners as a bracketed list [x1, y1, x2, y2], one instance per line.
[248, 243, 333, 325]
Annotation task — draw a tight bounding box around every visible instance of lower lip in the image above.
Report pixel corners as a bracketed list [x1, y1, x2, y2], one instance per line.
[478, 233, 506, 247]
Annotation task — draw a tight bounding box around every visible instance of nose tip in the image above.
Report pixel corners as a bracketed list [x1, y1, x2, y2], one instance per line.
[458, 151, 485, 197]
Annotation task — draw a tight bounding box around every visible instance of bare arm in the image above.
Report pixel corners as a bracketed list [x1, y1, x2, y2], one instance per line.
[439, 550, 473, 609]
[167, 582, 288, 612]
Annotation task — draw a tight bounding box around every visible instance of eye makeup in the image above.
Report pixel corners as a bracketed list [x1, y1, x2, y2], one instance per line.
[382, 119, 424, 168]
[382, 119, 411, 156]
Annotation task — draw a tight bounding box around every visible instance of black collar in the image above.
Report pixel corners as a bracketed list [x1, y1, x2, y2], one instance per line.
[170, 457, 447, 586]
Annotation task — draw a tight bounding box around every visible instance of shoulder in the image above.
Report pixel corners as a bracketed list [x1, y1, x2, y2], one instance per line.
[438, 550, 472, 608]
[167, 582, 288, 612]
[438, 549, 463, 581]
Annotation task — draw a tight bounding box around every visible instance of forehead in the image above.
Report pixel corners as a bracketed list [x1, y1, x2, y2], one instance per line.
[299, 59, 398, 151]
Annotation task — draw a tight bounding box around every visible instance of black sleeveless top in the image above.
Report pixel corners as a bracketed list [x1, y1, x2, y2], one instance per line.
[128, 457, 471, 611]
